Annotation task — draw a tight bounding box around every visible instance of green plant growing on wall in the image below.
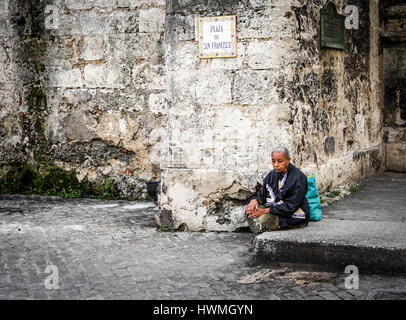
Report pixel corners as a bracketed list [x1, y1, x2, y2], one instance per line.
[59, 186, 82, 199]
[0, 163, 121, 200]
[326, 190, 341, 198]
[93, 179, 120, 200]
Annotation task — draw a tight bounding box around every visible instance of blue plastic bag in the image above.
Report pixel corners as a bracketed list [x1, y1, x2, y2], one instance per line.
[306, 174, 322, 221]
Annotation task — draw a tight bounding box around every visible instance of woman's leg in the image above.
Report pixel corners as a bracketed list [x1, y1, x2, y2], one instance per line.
[246, 205, 279, 234]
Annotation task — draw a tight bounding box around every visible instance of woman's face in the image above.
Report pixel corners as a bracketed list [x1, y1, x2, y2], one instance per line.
[271, 152, 290, 174]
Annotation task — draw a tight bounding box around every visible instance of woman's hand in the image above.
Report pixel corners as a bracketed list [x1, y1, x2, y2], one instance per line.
[248, 208, 270, 219]
[246, 199, 259, 215]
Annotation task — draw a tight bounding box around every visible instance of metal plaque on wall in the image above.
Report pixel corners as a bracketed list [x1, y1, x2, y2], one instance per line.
[321, 1, 346, 50]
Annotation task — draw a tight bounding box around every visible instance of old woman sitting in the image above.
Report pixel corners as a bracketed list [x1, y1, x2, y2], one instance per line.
[246, 147, 310, 234]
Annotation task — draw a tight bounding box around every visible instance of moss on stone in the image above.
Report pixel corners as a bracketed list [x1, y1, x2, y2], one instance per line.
[349, 183, 365, 194]
[27, 87, 46, 113]
[325, 190, 341, 198]
[0, 163, 120, 200]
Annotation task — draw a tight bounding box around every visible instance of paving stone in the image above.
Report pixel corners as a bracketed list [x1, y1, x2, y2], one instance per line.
[267, 293, 282, 300]
[1, 197, 405, 300]
[292, 286, 312, 299]
[318, 291, 341, 300]
[346, 289, 366, 298]
[322, 283, 340, 292]
[335, 290, 355, 300]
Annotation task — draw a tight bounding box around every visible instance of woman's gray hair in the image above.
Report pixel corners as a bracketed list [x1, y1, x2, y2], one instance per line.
[271, 146, 290, 158]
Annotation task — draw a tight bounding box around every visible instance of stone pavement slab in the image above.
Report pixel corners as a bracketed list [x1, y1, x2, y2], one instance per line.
[1, 194, 406, 299]
[253, 219, 406, 273]
[252, 172, 406, 273]
[322, 172, 406, 222]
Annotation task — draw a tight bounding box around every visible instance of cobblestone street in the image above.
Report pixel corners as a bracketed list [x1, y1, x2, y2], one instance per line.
[1, 195, 405, 300]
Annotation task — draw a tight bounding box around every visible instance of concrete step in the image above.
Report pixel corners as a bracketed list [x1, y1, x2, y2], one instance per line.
[252, 219, 406, 274]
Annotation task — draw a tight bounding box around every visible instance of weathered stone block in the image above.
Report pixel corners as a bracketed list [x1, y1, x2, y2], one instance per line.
[0, 15, 10, 37]
[93, 0, 117, 8]
[117, 0, 149, 7]
[249, 0, 274, 9]
[167, 42, 198, 71]
[96, 113, 139, 146]
[167, 71, 197, 104]
[385, 127, 406, 145]
[158, 168, 255, 231]
[195, 71, 232, 105]
[233, 70, 273, 105]
[166, 14, 195, 41]
[0, 42, 14, 83]
[238, 8, 295, 40]
[148, 127, 165, 166]
[106, 33, 159, 62]
[83, 64, 128, 88]
[0, 84, 18, 108]
[65, 0, 116, 10]
[54, 14, 81, 36]
[79, 12, 114, 35]
[168, 0, 246, 14]
[237, 11, 273, 40]
[48, 68, 83, 88]
[59, 111, 98, 142]
[112, 10, 139, 33]
[149, 92, 167, 115]
[65, 0, 93, 10]
[132, 62, 165, 90]
[210, 42, 245, 70]
[98, 89, 145, 113]
[386, 143, 406, 172]
[80, 35, 105, 61]
[153, 0, 166, 6]
[0, 61, 15, 84]
[61, 88, 96, 106]
[247, 40, 295, 70]
[139, 8, 165, 33]
[45, 36, 79, 67]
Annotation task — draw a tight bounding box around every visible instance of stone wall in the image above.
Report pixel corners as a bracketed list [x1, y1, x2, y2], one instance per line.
[0, 0, 388, 231]
[159, 0, 384, 231]
[0, 0, 27, 171]
[383, 1, 406, 172]
[0, 0, 166, 198]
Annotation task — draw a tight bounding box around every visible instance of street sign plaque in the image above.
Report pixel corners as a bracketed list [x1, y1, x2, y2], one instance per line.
[198, 15, 237, 59]
[321, 1, 346, 50]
